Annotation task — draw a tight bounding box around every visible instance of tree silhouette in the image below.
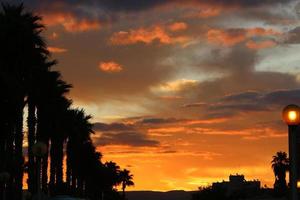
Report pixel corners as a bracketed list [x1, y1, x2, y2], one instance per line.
[0, 3, 132, 200]
[118, 169, 134, 200]
[271, 151, 289, 196]
[0, 3, 49, 199]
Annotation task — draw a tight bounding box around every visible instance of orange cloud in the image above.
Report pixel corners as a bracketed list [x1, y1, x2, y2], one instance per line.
[152, 79, 199, 93]
[110, 25, 190, 46]
[43, 12, 100, 32]
[207, 29, 246, 46]
[159, 96, 184, 100]
[148, 127, 186, 134]
[247, 28, 281, 37]
[207, 27, 281, 46]
[47, 46, 68, 53]
[246, 40, 277, 49]
[99, 61, 123, 73]
[186, 7, 222, 18]
[168, 22, 188, 32]
[183, 118, 228, 125]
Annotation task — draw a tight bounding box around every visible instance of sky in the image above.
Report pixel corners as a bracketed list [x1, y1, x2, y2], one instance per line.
[11, 0, 300, 191]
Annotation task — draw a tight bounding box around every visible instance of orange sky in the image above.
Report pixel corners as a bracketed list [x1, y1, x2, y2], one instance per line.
[17, 0, 300, 191]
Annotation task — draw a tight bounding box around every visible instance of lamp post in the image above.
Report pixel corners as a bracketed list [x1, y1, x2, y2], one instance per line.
[0, 172, 10, 200]
[32, 141, 47, 200]
[282, 104, 300, 200]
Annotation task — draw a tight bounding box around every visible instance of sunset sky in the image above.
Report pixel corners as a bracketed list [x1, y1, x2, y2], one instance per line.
[13, 0, 300, 191]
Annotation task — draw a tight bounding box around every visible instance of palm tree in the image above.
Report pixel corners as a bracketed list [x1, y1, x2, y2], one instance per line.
[118, 169, 134, 200]
[0, 3, 133, 200]
[271, 151, 289, 195]
[0, 3, 48, 199]
[65, 109, 94, 191]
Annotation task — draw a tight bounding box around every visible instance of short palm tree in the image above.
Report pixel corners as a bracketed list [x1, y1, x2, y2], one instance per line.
[271, 151, 289, 195]
[118, 169, 134, 200]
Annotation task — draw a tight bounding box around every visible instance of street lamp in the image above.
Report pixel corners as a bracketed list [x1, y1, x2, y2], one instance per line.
[32, 141, 47, 200]
[282, 104, 300, 200]
[0, 172, 10, 200]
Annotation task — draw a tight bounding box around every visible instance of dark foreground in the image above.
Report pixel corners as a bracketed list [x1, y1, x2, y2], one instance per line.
[125, 190, 287, 200]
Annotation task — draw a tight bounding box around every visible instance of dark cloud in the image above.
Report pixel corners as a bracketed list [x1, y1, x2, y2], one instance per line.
[202, 89, 300, 118]
[94, 131, 160, 147]
[138, 117, 180, 125]
[93, 121, 160, 147]
[183, 44, 300, 102]
[221, 91, 261, 103]
[285, 27, 300, 44]
[183, 102, 207, 108]
[93, 122, 134, 131]
[220, 89, 300, 107]
[8, 0, 294, 24]
[18, 0, 294, 11]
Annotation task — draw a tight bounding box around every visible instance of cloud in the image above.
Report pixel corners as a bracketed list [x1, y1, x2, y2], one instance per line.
[110, 25, 190, 46]
[168, 22, 188, 32]
[207, 28, 281, 47]
[95, 131, 160, 147]
[138, 118, 180, 125]
[93, 121, 160, 147]
[24, 0, 291, 13]
[207, 28, 247, 46]
[183, 102, 207, 108]
[99, 61, 123, 73]
[47, 46, 67, 53]
[42, 12, 101, 32]
[184, 5, 224, 18]
[152, 79, 199, 93]
[94, 122, 134, 132]
[285, 27, 300, 44]
[246, 40, 277, 49]
[199, 89, 300, 119]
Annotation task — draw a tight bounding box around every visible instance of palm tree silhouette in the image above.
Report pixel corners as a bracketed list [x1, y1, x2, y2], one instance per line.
[0, 3, 49, 199]
[271, 151, 289, 195]
[0, 3, 133, 200]
[118, 169, 134, 200]
[65, 109, 94, 192]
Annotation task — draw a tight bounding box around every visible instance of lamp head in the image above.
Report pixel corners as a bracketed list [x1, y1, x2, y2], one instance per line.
[282, 104, 300, 125]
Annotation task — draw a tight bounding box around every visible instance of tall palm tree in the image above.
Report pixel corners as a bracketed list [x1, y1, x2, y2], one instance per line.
[0, 3, 48, 199]
[271, 151, 289, 195]
[65, 109, 94, 191]
[118, 169, 134, 200]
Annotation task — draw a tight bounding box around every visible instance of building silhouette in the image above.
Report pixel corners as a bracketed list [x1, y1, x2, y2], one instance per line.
[212, 174, 260, 196]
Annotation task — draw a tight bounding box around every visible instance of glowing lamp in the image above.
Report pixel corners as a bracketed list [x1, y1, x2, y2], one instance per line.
[282, 104, 300, 125]
[298, 181, 300, 188]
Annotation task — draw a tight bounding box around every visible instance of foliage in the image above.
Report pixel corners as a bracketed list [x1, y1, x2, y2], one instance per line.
[271, 151, 289, 197]
[191, 186, 229, 200]
[0, 3, 134, 200]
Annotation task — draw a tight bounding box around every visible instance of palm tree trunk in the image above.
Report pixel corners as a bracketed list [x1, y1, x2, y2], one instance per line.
[5, 113, 14, 200]
[14, 101, 24, 200]
[56, 139, 64, 185]
[50, 139, 56, 187]
[27, 99, 36, 194]
[41, 141, 49, 193]
[36, 106, 50, 194]
[122, 185, 125, 200]
[66, 141, 72, 187]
